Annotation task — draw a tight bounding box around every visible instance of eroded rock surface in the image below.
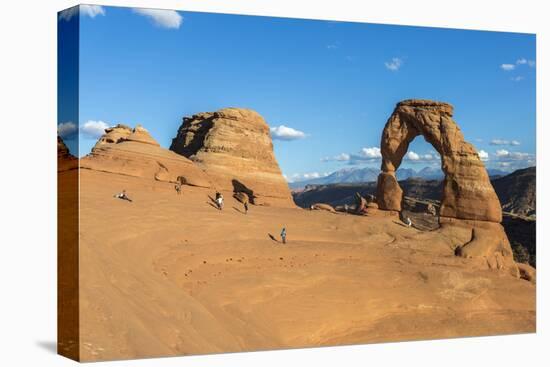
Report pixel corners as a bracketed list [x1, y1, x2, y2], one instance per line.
[170, 108, 294, 207]
[376, 99, 517, 276]
[82, 125, 211, 187]
[377, 99, 501, 222]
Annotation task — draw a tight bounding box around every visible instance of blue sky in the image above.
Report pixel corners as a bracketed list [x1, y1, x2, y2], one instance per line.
[58, 5, 536, 182]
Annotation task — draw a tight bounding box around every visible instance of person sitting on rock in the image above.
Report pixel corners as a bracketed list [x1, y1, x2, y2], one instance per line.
[280, 227, 287, 244]
[114, 189, 132, 202]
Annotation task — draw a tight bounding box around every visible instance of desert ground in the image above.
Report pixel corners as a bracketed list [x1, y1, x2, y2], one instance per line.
[74, 169, 535, 361]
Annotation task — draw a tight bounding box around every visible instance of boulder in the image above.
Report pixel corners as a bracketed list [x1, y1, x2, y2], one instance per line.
[516, 263, 536, 283]
[81, 125, 211, 188]
[170, 108, 294, 207]
[367, 202, 379, 210]
[310, 203, 336, 213]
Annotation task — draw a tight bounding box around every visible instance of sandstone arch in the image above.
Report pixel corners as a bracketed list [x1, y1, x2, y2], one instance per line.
[376, 100, 519, 277]
[376, 99, 501, 223]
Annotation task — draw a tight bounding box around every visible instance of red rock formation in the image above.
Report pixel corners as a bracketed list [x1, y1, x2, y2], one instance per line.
[58, 136, 78, 171]
[377, 99, 501, 222]
[376, 100, 517, 276]
[81, 125, 211, 188]
[170, 108, 294, 207]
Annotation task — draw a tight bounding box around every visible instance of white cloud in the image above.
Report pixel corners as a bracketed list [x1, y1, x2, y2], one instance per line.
[58, 121, 78, 139]
[496, 150, 531, 160]
[321, 153, 350, 162]
[133, 8, 183, 29]
[359, 147, 382, 159]
[478, 150, 489, 161]
[326, 44, 338, 50]
[404, 151, 437, 162]
[500, 64, 516, 71]
[270, 125, 307, 141]
[287, 172, 329, 183]
[81, 5, 106, 18]
[490, 139, 521, 146]
[323, 147, 381, 165]
[81, 120, 110, 139]
[385, 57, 403, 71]
[495, 149, 509, 157]
[516, 58, 527, 65]
[489, 149, 535, 170]
[59, 5, 105, 21]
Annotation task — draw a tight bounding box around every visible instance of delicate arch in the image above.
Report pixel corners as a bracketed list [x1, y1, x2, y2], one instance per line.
[376, 99, 502, 223]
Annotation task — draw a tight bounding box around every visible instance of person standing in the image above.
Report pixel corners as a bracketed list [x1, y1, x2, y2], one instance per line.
[244, 201, 249, 214]
[406, 217, 412, 227]
[216, 193, 224, 211]
[280, 227, 287, 244]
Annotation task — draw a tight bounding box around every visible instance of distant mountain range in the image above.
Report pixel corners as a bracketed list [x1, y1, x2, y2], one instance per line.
[292, 166, 535, 216]
[289, 166, 509, 189]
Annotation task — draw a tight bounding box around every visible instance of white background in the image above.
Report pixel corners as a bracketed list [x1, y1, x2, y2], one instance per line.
[0, 0, 547, 365]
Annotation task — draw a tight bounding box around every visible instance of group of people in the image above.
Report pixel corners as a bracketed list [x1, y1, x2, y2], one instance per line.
[113, 186, 414, 248]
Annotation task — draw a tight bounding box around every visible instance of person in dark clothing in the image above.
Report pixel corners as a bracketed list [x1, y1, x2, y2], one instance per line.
[114, 189, 132, 202]
[280, 227, 287, 244]
[244, 201, 249, 214]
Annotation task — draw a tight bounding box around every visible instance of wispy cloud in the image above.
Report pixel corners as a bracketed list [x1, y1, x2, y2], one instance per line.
[81, 120, 110, 139]
[270, 125, 307, 141]
[58, 121, 78, 139]
[322, 147, 381, 165]
[516, 58, 527, 65]
[323, 147, 439, 165]
[385, 57, 403, 71]
[321, 153, 351, 162]
[285, 172, 329, 183]
[132, 8, 183, 29]
[490, 139, 520, 146]
[59, 5, 105, 21]
[326, 44, 339, 50]
[500, 57, 535, 82]
[493, 149, 535, 168]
